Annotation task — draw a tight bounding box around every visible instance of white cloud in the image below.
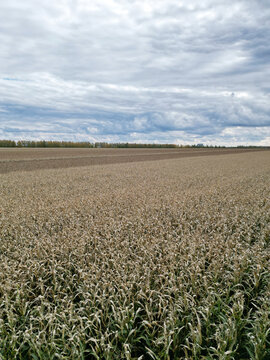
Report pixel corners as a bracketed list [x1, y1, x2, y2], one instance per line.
[0, 0, 270, 144]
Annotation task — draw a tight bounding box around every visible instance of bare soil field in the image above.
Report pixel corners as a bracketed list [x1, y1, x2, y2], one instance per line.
[0, 147, 267, 174]
[0, 151, 269, 358]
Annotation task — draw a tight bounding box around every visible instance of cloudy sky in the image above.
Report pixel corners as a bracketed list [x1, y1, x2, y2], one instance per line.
[1, 0, 270, 145]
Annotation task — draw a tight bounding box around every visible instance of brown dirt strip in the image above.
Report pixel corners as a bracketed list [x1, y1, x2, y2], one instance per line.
[0, 148, 268, 174]
[1, 147, 228, 161]
[0, 147, 244, 161]
[0, 148, 180, 160]
[0, 149, 230, 162]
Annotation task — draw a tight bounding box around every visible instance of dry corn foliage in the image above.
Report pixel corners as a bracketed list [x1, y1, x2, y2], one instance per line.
[0, 151, 269, 359]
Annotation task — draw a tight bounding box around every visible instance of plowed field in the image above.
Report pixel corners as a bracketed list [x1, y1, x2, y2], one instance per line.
[0, 147, 266, 174]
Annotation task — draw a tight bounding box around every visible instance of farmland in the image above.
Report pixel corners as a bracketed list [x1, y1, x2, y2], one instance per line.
[0, 149, 269, 359]
[0, 147, 263, 174]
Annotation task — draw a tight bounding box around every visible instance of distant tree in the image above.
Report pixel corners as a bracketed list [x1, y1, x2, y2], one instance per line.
[0, 140, 16, 147]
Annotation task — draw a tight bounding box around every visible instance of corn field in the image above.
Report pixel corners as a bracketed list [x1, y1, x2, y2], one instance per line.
[0, 151, 269, 359]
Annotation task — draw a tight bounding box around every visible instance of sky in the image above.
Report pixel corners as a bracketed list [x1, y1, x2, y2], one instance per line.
[0, 0, 270, 146]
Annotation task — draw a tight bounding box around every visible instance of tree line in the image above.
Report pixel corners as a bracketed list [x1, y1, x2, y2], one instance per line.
[0, 140, 180, 148]
[0, 139, 268, 148]
[0, 140, 94, 148]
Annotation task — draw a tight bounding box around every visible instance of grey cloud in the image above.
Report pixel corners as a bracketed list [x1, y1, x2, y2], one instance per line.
[0, 0, 270, 145]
